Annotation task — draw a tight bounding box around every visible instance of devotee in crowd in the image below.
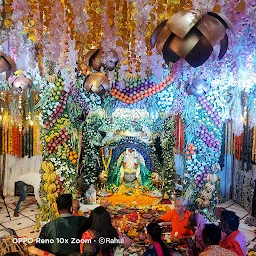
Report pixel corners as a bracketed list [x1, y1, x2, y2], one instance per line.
[158, 197, 193, 239]
[80, 206, 132, 255]
[13, 171, 41, 217]
[186, 212, 206, 250]
[219, 210, 246, 256]
[199, 223, 237, 256]
[36, 194, 90, 255]
[143, 222, 172, 256]
[82, 243, 100, 256]
[72, 199, 84, 216]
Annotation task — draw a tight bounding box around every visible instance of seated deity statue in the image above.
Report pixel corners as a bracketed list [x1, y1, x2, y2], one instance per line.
[106, 148, 153, 194]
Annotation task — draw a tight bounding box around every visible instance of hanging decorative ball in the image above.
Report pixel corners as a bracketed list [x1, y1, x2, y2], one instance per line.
[83, 72, 111, 96]
[186, 78, 210, 96]
[0, 52, 16, 79]
[12, 73, 32, 91]
[85, 48, 119, 71]
[151, 10, 234, 67]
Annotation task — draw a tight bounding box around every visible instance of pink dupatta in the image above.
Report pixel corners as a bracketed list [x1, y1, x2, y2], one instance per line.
[153, 242, 164, 256]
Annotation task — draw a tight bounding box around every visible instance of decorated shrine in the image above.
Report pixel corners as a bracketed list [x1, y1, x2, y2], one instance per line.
[0, 0, 255, 254]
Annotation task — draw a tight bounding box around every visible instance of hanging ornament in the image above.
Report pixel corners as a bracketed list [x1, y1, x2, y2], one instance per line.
[0, 52, 17, 80]
[85, 48, 119, 71]
[151, 10, 234, 67]
[83, 72, 111, 96]
[12, 73, 32, 91]
[186, 78, 210, 96]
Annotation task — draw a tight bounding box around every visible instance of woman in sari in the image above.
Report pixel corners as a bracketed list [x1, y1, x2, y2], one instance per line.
[144, 223, 172, 256]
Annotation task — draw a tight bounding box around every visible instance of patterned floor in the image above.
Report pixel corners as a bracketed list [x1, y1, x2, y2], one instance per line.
[0, 197, 255, 253]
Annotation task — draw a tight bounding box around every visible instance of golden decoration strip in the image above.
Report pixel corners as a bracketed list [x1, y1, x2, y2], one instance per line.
[8, 0, 193, 72]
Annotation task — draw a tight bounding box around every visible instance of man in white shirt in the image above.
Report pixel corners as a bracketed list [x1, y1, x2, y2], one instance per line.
[13, 172, 41, 217]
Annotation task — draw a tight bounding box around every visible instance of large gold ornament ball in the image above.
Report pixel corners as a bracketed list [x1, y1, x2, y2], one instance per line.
[83, 72, 111, 96]
[0, 52, 17, 80]
[85, 48, 119, 71]
[151, 10, 234, 67]
[12, 74, 32, 91]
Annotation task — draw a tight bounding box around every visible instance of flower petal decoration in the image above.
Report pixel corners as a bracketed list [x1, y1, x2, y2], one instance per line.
[83, 72, 111, 96]
[151, 10, 234, 67]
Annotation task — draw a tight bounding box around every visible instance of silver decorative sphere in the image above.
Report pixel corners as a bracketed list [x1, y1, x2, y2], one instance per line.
[186, 78, 210, 96]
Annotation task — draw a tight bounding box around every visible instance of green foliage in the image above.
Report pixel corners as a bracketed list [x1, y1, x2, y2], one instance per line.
[82, 114, 103, 190]
[161, 117, 176, 195]
[148, 133, 162, 173]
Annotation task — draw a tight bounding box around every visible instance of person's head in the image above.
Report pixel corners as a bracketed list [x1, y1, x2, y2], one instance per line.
[187, 213, 198, 231]
[147, 222, 162, 242]
[88, 206, 118, 254]
[220, 210, 239, 235]
[89, 206, 113, 232]
[202, 224, 222, 246]
[146, 222, 170, 256]
[174, 197, 188, 215]
[56, 194, 72, 214]
[72, 199, 80, 213]
[82, 243, 99, 256]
